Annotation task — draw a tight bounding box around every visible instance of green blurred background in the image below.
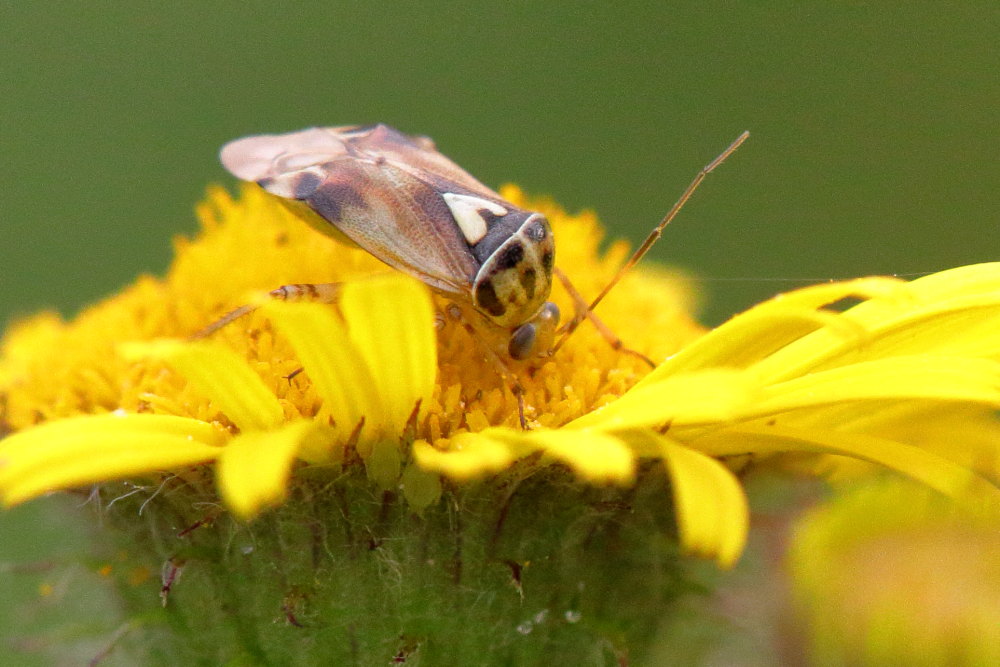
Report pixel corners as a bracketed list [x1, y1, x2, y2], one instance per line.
[1, 3, 998, 663]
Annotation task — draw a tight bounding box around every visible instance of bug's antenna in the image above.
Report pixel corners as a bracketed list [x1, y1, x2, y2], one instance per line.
[552, 131, 750, 355]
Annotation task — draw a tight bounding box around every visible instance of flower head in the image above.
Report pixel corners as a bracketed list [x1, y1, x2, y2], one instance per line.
[790, 479, 1000, 665]
[1, 184, 998, 568]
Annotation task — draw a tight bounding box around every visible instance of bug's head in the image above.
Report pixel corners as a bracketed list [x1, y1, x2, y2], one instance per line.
[471, 213, 555, 330]
[507, 301, 561, 360]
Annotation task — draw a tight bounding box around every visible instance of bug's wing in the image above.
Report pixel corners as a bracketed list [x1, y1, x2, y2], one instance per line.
[345, 125, 503, 197]
[221, 125, 500, 200]
[220, 126, 481, 295]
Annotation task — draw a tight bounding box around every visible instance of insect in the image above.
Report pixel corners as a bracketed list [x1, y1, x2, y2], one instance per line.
[216, 124, 747, 368]
[219, 124, 561, 360]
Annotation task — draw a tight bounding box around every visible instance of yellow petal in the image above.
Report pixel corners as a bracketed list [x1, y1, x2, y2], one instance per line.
[262, 302, 383, 447]
[121, 339, 285, 432]
[903, 262, 1000, 300]
[648, 277, 910, 378]
[694, 424, 1000, 507]
[0, 413, 224, 506]
[753, 290, 1000, 383]
[341, 274, 437, 434]
[799, 403, 1000, 482]
[789, 478, 1000, 666]
[653, 434, 749, 568]
[568, 369, 757, 431]
[216, 420, 316, 519]
[412, 436, 518, 480]
[526, 429, 635, 483]
[416, 427, 634, 484]
[750, 356, 1000, 418]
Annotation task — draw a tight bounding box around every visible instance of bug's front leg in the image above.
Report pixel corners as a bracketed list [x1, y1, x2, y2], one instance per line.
[191, 283, 344, 339]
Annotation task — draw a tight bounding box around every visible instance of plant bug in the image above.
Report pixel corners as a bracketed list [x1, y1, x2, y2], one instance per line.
[210, 124, 748, 423]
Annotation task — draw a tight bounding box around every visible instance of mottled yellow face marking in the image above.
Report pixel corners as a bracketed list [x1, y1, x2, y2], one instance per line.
[472, 214, 554, 329]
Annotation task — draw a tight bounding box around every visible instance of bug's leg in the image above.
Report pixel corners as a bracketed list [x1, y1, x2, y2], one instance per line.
[445, 305, 529, 430]
[551, 131, 749, 357]
[191, 283, 344, 339]
[551, 268, 655, 369]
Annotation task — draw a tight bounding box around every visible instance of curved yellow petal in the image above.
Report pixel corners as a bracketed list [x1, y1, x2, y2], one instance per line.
[262, 302, 383, 447]
[753, 290, 1000, 383]
[649, 277, 910, 378]
[0, 413, 224, 506]
[341, 274, 437, 434]
[655, 435, 749, 568]
[412, 435, 518, 480]
[121, 339, 284, 432]
[216, 420, 316, 519]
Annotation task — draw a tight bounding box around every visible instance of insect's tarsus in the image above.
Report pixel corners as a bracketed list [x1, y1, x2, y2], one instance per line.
[552, 130, 750, 355]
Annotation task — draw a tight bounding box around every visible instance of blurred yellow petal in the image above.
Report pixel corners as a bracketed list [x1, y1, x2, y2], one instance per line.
[413, 436, 519, 481]
[121, 339, 285, 432]
[341, 274, 437, 434]
[0, 413, 224, 506]
[790, 479, 1000, 666]
[653, 434, 749, 568]
[262, 301, 384, 445]
[527, 428, 635, 483]
[217, 420, 316, 519]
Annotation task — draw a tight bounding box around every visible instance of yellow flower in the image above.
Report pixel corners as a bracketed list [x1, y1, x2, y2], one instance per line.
[790, 479, 1000, 666]
[1, 184, 998, 568]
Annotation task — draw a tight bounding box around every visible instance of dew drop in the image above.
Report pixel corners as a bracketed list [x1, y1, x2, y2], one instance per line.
[516, 621, 533, 635]
[533, 609, 549, 624]
[564, 609, 582, 624]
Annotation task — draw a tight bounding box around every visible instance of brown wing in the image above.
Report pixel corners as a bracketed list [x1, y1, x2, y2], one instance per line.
[343, 124, 503, 198]
[219, 125, 484, 295]
[220, 124, 499, 199]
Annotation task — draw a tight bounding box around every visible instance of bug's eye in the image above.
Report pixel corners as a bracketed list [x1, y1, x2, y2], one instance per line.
[508, 324, 537, 360]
